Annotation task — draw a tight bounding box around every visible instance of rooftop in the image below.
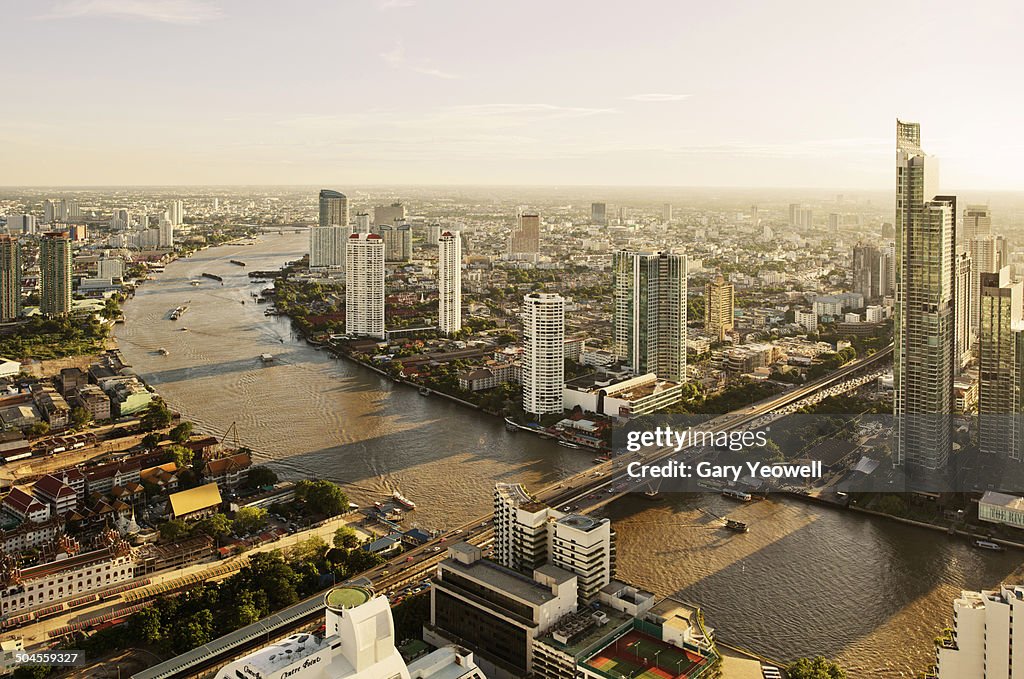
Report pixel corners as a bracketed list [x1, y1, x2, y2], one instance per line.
[168, 482, 222, 518]
[442, 555, 570, 607]
[325, 586, 373, 610]
[536, 605, 634, 657]
[980, 490, 1024, 511]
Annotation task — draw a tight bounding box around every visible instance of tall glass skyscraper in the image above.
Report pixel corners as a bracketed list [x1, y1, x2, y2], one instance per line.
[978, 268, 1023, 460]
[318, 189, 349, 227]
[893, 120, 956, 481]
[612, 251, 688, 382]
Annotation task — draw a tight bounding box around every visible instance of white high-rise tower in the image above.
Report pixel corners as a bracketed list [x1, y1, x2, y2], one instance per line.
[521, 292, 564, 417]
[345, 233, 385, 338]
[437, 231, 462, 336]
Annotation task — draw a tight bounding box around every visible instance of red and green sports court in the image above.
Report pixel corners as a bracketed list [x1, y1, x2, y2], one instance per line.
[585, 630, 708, 679]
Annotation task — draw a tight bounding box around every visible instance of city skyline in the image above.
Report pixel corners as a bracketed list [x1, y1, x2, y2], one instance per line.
[4, 1, 1024, 189]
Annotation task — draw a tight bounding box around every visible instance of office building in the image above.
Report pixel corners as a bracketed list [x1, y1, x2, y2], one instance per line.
[425, 542, 577, 678]
[438, 231, 462, 336]
[590, 203, 606, 226]
[893, 120, 956, 478]
[521, 293, 565, 416]
[662, 203, 673, 222]
[612, 251, 688, 382]
[853, 242, 882, 301]
[345, 233, 385, 338]
[704, 274, 734, 341]
[955, 252, 973, 371]
[373, 202, 406, 227]
[934, 585, 1024, 679]
[508, 213, 540, 255]
[39, 232, 72, 318]
[310, 226, 349, 270]
[319, 189, 350, 228]
[0, 236, 21, 322]
[354, 212, 371, 231]
[214, 586, 485, 679]
[963, 204, 992, 242]
[376, 223, 412, 262]
[977, 268, 1023, 460]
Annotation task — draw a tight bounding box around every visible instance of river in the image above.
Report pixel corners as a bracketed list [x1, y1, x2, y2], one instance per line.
[115, 232, 1024, 677]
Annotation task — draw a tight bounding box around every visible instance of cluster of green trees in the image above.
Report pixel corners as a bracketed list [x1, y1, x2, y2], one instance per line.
[665, 380, 781, 415]
[294, 479, 350, 517]
[806, 346, 857, 380]
[787, 656, 845, 678]
[0, 316, 111, 360]
[74, 540, 385, 658]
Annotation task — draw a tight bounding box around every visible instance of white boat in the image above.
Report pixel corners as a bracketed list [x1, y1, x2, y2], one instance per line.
[157, 348, 169, 356]
[392, 490, 416, 510]
[722, 488, 752, 502]
[260, 353, 274, 363]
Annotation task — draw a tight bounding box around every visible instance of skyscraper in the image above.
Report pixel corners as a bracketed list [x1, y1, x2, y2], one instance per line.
[345, 233, 385, 338]
[437, 231, 462, 336]
[43, 200, 56, 225]
[375, 224, 412, 262]
[521, 293, 564, 416]
[879, 242, 896, 297]
[310, 226, 348, 269]
[0, 236, 22, 322]
[977, 268, 1023, 460]
[969, 234, 1003, 339]
[963, 204, 992, 242]
[613, 251, 688, 382]
[373, 202, 406, 227]
[955, 251, 973, 371]
[39, 232, 72, 318]
[508, 213, 540, 255]
[893, 120, 956, 479]
[158, 217, 174, 248]
[167, 200, 184, 226]
[591, 202, 606, 226]
[704, 274, 734, 341]
[853, 242, 882, 301]
[662, 203, 673, 222]
[319, 189, 349, 228]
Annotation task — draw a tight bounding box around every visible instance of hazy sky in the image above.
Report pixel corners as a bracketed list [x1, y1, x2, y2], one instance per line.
[3, 0, 1023, 189]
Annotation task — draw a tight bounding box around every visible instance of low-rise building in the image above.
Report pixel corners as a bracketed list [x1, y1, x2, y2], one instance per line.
[102, 377, 153, 418]
[978, 491, 1024, 530]
[202, 451, 252, 490]
[425, 542, 578, 678]
[32, 474, 78, 516]
[169, 483, 222, 520]
[69, 384, 111, 421]
[1, 487, 50, 524]
[31, 385, 70, 429]
[564, 373, 683, 418]
[0, 538, 137, 615]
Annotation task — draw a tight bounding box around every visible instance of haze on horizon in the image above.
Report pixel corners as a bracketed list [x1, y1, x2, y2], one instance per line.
[3, 0, 1023, 190]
